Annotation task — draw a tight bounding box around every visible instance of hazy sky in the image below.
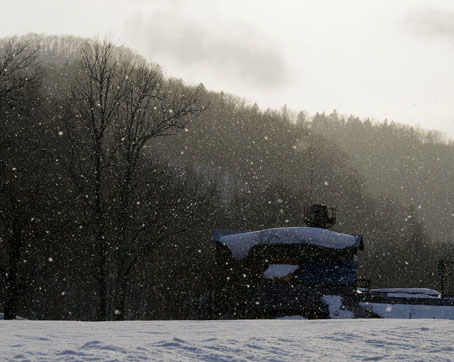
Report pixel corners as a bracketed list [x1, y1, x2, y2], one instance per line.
[2, 0, 454, 137]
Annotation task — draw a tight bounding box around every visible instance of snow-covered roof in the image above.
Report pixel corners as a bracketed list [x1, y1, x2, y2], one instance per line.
[219, 227, 360, 260]
[369, 288, 440, 295]
[369, 288, 441, 298]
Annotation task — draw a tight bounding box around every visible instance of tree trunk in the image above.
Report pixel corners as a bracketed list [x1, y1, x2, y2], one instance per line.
[4, 236, 21, 320]
[94, 142, 107, 321]
[112, 163, 133, 321]
[94, 238, 107, 321]
[113, 273, 128, 321]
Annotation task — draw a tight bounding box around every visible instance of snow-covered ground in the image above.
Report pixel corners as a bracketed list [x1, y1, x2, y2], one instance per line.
[360, 303, 454, 319]
[2, 319, 454, 361]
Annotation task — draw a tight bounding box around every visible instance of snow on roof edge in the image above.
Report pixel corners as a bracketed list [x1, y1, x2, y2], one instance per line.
[218, 227, 360, 260]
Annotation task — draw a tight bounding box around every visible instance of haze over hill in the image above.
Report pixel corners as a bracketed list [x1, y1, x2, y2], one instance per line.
[2, 0, 454, 138]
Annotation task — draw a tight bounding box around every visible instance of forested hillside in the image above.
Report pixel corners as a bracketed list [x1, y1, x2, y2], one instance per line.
[308, 111, 454, 244]
[1, 34, 453, 320]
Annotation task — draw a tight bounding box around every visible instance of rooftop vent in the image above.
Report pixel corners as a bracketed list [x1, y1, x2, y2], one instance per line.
[304, 204, 336, 229]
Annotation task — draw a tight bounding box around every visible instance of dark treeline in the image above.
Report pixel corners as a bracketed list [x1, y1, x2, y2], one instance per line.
[0, 34, 453, 320]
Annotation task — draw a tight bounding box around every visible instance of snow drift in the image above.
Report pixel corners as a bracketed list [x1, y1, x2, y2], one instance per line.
[2, 319, 454, 361]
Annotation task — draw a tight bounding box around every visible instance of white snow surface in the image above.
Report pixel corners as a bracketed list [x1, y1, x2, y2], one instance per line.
[220, 227, 358, 260]
[360, 302, 454, 319]
[263, 264, 299, 279]
[276, 315, 308, 320]
[2, 319, 454, 361]
[387, 293, 440, 299]
[323, 295, 355, 319]
[369, 288, 441, 297]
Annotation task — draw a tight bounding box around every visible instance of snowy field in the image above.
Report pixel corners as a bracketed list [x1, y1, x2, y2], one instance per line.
[2, 319, 454, 361]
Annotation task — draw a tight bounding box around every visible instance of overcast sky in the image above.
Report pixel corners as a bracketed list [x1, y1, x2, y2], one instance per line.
[2, 0, 454, 138]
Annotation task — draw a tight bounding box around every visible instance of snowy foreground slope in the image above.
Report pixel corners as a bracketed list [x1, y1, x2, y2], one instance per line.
[2, 320, 454, 361]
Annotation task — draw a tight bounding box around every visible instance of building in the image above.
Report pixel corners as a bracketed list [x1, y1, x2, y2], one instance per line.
[209, 227, 363, 318]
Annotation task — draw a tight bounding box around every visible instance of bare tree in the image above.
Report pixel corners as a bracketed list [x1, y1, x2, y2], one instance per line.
[0, 39, 40, 104]
[0, 39, 42, 320]
[64, 38, 206, 320]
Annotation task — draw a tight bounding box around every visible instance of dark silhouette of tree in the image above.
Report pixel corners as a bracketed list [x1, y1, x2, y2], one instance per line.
[0, 39, 43, 319]
[62, 38, 206, 320]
